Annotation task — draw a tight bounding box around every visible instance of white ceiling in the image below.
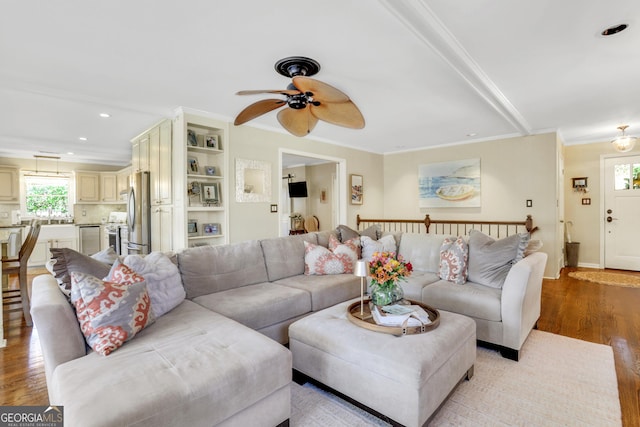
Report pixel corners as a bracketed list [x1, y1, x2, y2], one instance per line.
[1, 0, 639, 166]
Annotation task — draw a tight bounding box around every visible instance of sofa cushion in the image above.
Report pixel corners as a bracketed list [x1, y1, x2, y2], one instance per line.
[123, 252, 186, 317]
[422, 279, 502, 322]
[90, 246, 119, 264]
[398, 233, 451, 273]
[178, 240, 269, 299]
[336, 224, 380, 242]
[70, 271, 155, 356]
[50, 300, 292, 426]
[313, 229, 340, 248]
[439, 236, 469, 285]
[361, 234, 397, 263]
[260, 234, 318, 281]
[275, 274, 361, 312]
[50, 247, 111, 291]
[467, 230, 530, 289]
[304, 240, 357, 275]
[396, 271, 441, 301]
[193, 283, 311, 330]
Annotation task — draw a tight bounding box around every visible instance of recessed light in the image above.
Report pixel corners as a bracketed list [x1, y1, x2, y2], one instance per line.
[67, 152, 74, 155]
[601, 23, 628, 36]
[466, 133, 477, 137]
[79, 137, 87, 141]
[99, 113, 111, 118]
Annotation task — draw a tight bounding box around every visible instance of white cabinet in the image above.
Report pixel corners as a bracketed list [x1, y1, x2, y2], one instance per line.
[172, 112, 228, 250]
[0, 167, 19, 202]
[149, 120, 172, 205]
[100, 173, 118, 202]
[28, 225, 78, 266]
[132, 134, 150, 173]
[76, 171, 126, 204]
[117, 167, 131, 197]
[151, 206, 173, 252]
[75, 172, 100, 202]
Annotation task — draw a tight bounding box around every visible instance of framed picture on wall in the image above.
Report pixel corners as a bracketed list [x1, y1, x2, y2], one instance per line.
[350, 174, 363, 205]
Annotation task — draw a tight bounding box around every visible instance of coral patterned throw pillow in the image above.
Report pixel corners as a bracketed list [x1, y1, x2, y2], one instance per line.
[439, 236, 469, 285]
[304, 238, 358, 275]
[71, 270, 154, 356]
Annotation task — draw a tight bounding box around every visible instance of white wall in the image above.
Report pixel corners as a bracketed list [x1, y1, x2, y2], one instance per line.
[227, 125, 384, 243]
[383, 133, 560, 278]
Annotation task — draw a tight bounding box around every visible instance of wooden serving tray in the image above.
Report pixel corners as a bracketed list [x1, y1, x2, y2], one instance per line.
[347, 299, 440, 336]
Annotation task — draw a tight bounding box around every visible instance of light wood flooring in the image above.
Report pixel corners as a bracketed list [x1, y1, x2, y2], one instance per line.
[1, 267, 639, 426]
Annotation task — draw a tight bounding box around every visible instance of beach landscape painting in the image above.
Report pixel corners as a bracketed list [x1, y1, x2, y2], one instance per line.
[418, 158, 480, 207]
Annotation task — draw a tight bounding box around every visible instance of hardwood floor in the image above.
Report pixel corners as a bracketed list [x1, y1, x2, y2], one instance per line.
[1, 267, 639, 426]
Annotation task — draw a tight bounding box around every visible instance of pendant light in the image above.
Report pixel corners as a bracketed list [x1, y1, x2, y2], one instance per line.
[611, 125, 637, 152]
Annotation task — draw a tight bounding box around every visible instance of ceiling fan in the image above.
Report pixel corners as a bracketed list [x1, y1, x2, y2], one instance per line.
[234, 56, 365, 137]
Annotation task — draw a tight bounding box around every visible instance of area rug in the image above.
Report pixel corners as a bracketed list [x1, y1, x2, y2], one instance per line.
[290, 330, 621, 426]
[568, 270, 640, 288]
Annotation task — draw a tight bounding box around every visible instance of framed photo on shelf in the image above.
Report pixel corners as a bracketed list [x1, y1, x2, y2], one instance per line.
[188, 157, 199, 174]
[204, 166, 216, 176]
[205, 135, 219, 149]
[187, 129, 198, 146]
[201, 182, 221, 205]
[188, 220, 198, 236]
[202, 223, 220, 235]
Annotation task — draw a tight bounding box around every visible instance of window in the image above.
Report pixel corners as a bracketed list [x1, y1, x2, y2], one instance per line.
[614, 163, 640, 190]
[23, 174, 72, 217]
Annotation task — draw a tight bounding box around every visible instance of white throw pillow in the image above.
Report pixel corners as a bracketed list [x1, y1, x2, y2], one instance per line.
[123, 252, 186, 317]
[361, 234, 397, 263]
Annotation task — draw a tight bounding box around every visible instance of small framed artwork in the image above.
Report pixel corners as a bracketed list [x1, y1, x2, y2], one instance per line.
[205, 135, 219, 149]
[201, 182, 221, 205]
[320, 187, 328, 203]
[188, 220, 198, 236]
[350, 174, 363, 205]
[572, 177, 587, 189]
[188, 157, 199, 174]
[204, 166, 216, 176]
[202, 223, 221, 235]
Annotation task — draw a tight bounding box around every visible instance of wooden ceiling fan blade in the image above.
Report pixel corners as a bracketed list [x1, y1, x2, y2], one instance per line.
[236, 89, 300, 96]
[310, 100, 365, 129]
[277, 107, 319, 137]
[234, 99, 286, 125]
[292, 76, 350, 103]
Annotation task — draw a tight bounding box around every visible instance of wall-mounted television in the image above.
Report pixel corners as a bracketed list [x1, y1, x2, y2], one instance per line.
[288, 181, 308, 198]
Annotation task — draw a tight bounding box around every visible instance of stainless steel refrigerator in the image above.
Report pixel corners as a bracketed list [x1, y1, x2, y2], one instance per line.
[127, 171, 151, 254]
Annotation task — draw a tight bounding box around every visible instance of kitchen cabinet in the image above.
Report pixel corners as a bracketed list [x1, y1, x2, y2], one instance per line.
[0, 167, 19, 202]
[132, 134, 150, 173]
[75, 172, 100, 202]
[28, 225, 78, 266]
[149, 120, 172, 205]
[100, 173, 118, 202]
[117, 167, 131, 197]
[151, 206, 172, 252]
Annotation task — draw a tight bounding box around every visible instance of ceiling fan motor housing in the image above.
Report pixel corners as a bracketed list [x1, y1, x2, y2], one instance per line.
[275, 56, 321, 77]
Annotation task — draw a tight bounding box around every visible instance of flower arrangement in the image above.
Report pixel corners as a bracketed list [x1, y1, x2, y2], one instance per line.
[368, 251, 413, 291]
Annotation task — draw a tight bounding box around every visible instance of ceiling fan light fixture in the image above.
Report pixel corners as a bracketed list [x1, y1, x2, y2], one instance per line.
[611, 125, 637, 152]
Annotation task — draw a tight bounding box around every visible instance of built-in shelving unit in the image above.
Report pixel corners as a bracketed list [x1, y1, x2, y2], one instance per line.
[172, 110, 229, 249]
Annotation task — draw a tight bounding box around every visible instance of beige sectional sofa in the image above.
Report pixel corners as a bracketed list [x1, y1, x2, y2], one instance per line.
[30, 227, 546, 426]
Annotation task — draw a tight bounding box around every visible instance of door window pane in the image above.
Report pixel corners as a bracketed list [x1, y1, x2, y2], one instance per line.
[614, 164, 630, 190]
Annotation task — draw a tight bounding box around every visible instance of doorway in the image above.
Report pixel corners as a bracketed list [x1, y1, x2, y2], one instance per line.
[603, 155, 640, 270]
[279, 149, 347, 236]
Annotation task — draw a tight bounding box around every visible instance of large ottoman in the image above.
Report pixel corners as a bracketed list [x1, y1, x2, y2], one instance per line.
[289, 299, 476, 427]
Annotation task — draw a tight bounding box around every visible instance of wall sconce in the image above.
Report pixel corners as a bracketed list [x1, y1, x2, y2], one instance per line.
[572, 177, 589, 193]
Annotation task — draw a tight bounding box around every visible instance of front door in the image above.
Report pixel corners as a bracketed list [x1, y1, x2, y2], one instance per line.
[604, 155, 640, 270]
